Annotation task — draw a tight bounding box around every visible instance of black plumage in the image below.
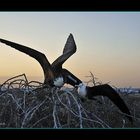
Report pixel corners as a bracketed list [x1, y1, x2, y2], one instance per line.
[0, 34, 132, 123]
[0, 34, 76, 86]
[86, 84, 132, 122]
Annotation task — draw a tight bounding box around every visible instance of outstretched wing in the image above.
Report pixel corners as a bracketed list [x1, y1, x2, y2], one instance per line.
[0, 38, 54, 83]
[87, 84, 132, 122]
[51, 33, 77, 71]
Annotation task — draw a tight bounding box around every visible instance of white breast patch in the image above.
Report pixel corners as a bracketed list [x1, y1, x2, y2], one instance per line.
[78, 83, 87, 98]
[53, 77, 64, 87]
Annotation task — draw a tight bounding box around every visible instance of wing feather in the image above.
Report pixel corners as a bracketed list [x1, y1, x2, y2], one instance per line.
[52, 34, 76, 71]
[87, 84, 132, 122]
[0, 38, 54, 83]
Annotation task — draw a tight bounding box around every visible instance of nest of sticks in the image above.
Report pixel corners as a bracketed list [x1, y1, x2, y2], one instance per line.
[0, 73, 136, 128]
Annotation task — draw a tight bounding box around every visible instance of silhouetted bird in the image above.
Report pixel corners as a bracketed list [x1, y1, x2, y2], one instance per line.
[0, 34, 132, 123]
[0, 34, 78, 87]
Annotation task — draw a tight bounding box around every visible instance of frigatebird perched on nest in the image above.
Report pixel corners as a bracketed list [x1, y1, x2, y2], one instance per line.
[0, 34, 132, 122]
[0, 34, 80, 87]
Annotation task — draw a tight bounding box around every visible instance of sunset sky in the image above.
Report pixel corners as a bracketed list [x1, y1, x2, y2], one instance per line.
[0, 12, 140, 88]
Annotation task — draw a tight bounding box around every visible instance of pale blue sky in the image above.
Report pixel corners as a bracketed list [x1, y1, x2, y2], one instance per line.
[0, 12, 140, 87]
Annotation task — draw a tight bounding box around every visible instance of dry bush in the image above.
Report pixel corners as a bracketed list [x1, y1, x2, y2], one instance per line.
[0, 73, 139, 128]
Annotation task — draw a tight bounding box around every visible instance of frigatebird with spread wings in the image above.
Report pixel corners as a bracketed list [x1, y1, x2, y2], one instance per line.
[0, 34, 132, 122]
[0, 34, 77, 86]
